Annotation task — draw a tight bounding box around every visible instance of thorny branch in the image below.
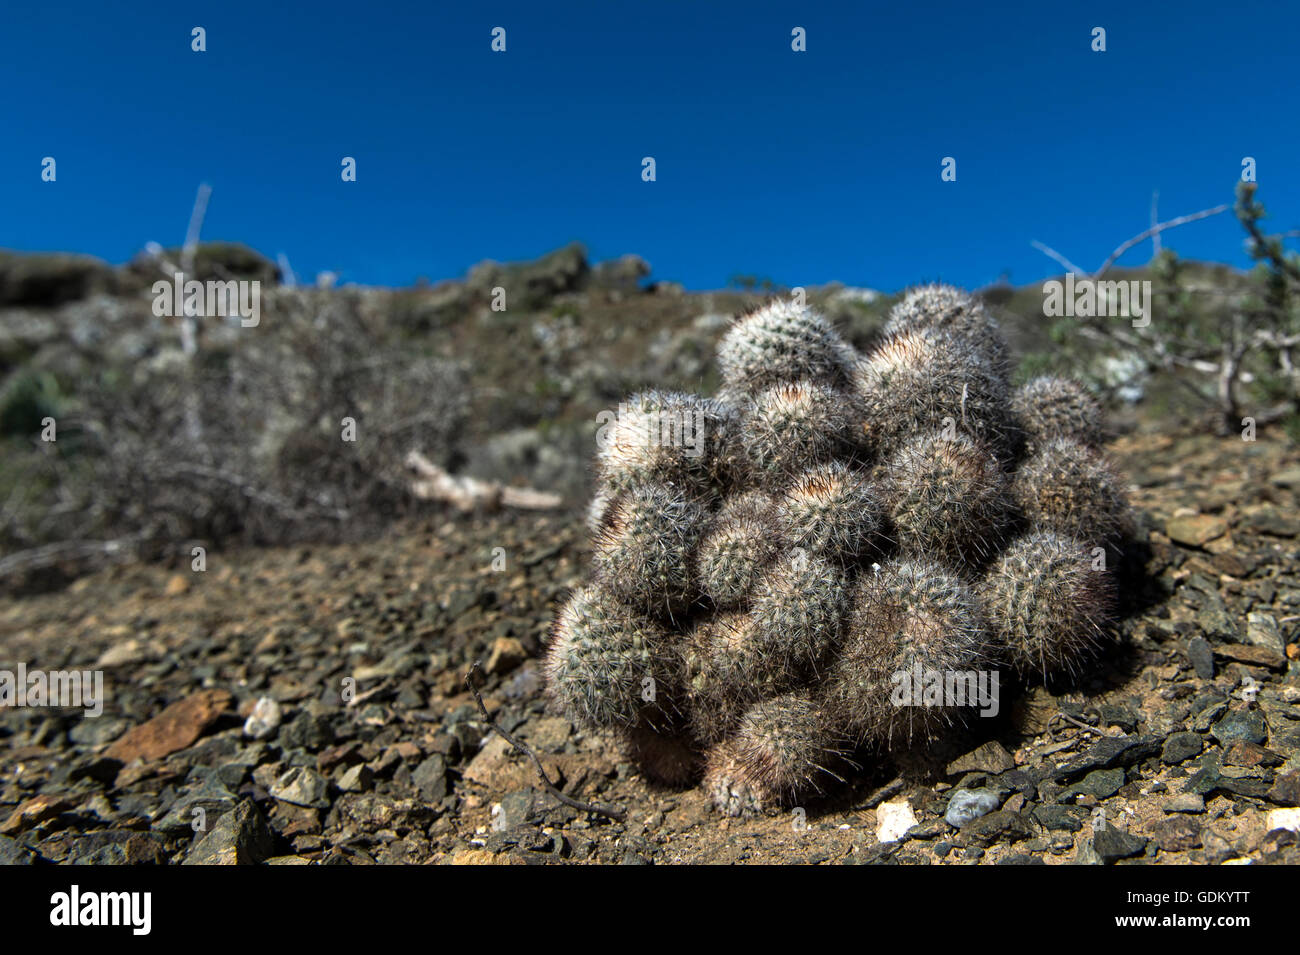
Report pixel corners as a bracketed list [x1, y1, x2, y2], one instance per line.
[464, 661, 626, 823]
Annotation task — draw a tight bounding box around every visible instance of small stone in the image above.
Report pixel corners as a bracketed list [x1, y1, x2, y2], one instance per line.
[875, 798, 918, 843]
[164, 573, 191, 596]
[1050, 734, 1162, 780]
[1163, 793, 1205, 813]
[1200, 829, 1234, 864]
[495, 789, 535, 830]
[1211, 711, 1267, 746]
[1148, 816, 1201, 852]
[95, 640, 155, 668]
[1072, 840, 1104, 865]
[1167, 514, 1227, 548]
[1092, 825, 1147, 861]
[945, 741, 1015, 776]
[1223, 740, 1274, 768]
[1265, 808, 1300, 834]
[104, 689, 232, 764]
[154, 773, 239, 833]
[269, 766, 331, 809]
[412, 754, 448, 801]
[525, 716, 572, 751]
[1214, 643, 1286, 670]
[1199, 606, 1241, 642]
[337, 763, 373, 793]
[1269, 772, 1300, 808]
[183, 800, 274, 865]
[1162, 732, 1203, 765]
[1191, 700, 1228, 732]
[1072, 768, 1125, 799]
[1246, 613, 1285, 652]
[963, 810, 1033, 846]
[0, 834, 39, 865]
[1033, 804, 1084, 832]
[0, 795, 72, 835]
[485, 637, 527, 676]
[1246, 507, 1300, 537]
[944, 788, 1002, 827]
[242, 696, 282, 740]
[1185, 768, 1227, 799]
[1099, 703, 1140, 734]
[280, 710, 335, 750]
[1187, 638, 1215, 680]
[68, 718, 128, 748]
[1271, 467, 1300, 488]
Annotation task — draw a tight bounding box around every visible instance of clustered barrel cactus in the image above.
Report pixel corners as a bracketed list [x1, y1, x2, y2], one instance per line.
[545, 285, 1133, 815]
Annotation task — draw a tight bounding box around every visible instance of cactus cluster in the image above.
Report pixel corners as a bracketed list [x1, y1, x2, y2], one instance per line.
[546, 284, 1133, 814]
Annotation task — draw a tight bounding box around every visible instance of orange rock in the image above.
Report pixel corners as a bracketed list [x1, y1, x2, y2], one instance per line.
[104, 688, 233, 763]
[0, 794, 72, 835]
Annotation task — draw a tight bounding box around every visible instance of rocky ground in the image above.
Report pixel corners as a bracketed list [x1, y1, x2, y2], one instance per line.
[2, 425, 1299, 865]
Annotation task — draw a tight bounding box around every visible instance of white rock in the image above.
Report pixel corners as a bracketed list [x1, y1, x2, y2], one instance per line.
[242, 696, 282, 739]
[1265, 808, 1300, 834]
[875, 798, 918, 843]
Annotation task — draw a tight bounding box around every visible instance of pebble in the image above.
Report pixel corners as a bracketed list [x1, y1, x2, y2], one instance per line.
[945, 741, 1015, 776]
[1071, 768, 1125, 799]
[1162, 731, 1203, 765]
[1166, 515, 1227, 547]
[1215, 643, 1286, 669]
[1245, 612, 1285, 651]
[1092, 825, 1147, 861]
[412, 754, 448, 801]
[103, 689, 232, 764]
[269, 766, 331, 809]
[183, 800, 274, 865]
[1033, 804, 1084, 832]
[944, 788, 1002, 827]
[1187, 637, 1215, 679]
[1269, 771, 1300, 807]
[1211, 711, 1267, 746]
[1148, 816, 1201, 852]
[485, 636, 527, 676]
[1163, 793, 1205, 813]
[875, 798, 918, 843]
[242, 696, 282, 740]
[1266, 808, 1300, 834]
[337, 763, 373, 793]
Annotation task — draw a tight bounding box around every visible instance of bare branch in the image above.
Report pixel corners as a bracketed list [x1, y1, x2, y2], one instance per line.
[405, 451, 562, 511]
[1094, 204, 1230, 278]
[1032, 203, 1231, 280]
[464, 661, 625, 823]
[1029, 240, 1087, 276]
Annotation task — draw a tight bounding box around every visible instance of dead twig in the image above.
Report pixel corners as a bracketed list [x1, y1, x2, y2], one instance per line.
[1094, 204, 1230, 277]
[1031, 203, 1230, 279]
[1049, 710, 1119, 739]
[406, 450, 562, 511]
[464, 661, 626, 823]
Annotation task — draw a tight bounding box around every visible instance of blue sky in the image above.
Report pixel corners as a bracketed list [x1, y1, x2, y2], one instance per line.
[2, 1, 1296, 292]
